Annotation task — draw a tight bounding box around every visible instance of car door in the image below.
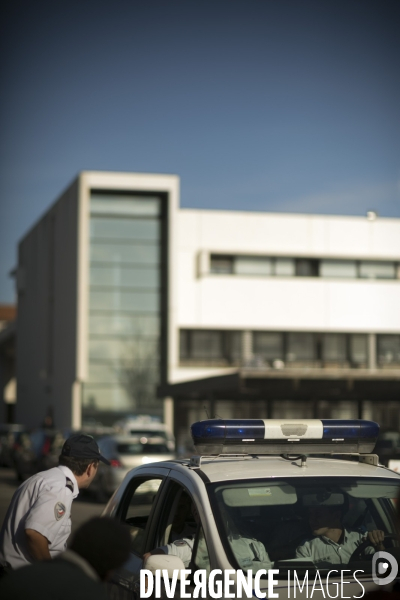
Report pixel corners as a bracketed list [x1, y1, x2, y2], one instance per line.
[108, 467, 170, 600]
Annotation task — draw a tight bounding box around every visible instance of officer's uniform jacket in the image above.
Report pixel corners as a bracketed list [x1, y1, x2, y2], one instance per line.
[295, 529, 374, 564]
[160, 533, 272, 571]
[0, 465, 79, 569]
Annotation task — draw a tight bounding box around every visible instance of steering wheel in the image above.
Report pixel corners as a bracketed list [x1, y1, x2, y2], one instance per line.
[349, 534, 398, 562]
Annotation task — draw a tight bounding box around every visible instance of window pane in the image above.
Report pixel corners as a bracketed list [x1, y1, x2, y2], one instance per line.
[89, 314, 159, 336]
[225, 331, 242, 360]
[82, 384, 131, 411]
[180, 330, 190, 360]
[275, 258, 295, 276]
[90, 242, 159, 265]
[123, 478, 163, 554]
[210, 477, 400, 576]
[286, 333, 315, 361]
[378, 335, 400, 364]
[91, 194, 160, 217]
[90, 265, 159, 289]
[350, 334, 368, 364]
[88, 338, 159, 361]
[210, 255, 233, 274]
[191, 331, 223, 359]
[90, 217, 159, 241]
[88, 363, 121, 385]
[254, 332, 283, 360]
[359, 262, 396, 279]
[320, 260, 357, 278]
[322, 334, 347, 361]
[234, 257, 273, 276]
[295, 259, 319, 277]
[89, 290, 158, 312]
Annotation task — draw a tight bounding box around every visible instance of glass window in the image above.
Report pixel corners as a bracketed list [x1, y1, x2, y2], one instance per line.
[88, 363, 120, 385]
[191, 331, 223, 360]
[89, 314, 159, 336]
[82, 384, 131, 411]
[210, 477, 400, 577]
[254, 332, 284, 360]
[179, 330, 190, 360]
[90, 242, 159, 265]
[90, 217, 159, 241]
[89, 290, 158, 312]
[359, 262, 396, 279]
[295, 259, 319, 277]
[90, 265, 159, 289]
[91, 194, 160, 217]
[322, 334, 347, 362]
[234, 256, 273, 276]
[286, 333, 315, 361]
[320, 260, 357, 278]
[88, 338, 159, 361]
[210, 255, 234, 274]
[275, 258, 295, 276]
[121, 478, 163, 555]
[224, 331, 242, 361]
[377, 335, 400, 365]
[349, 334, 368, 365]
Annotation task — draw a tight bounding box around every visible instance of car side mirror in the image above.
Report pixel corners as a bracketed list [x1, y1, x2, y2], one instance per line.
[145, 554, 186, 578]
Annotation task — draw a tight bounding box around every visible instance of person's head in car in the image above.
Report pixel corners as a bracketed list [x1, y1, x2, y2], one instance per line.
[308, 504, 343, 537]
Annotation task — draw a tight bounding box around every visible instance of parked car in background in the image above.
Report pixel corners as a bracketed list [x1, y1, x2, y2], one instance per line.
[90, 434, 176, 501]
[113, 415, 175, 451]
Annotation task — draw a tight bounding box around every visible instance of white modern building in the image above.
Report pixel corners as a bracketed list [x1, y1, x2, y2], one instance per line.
[14, 171, 400, 448]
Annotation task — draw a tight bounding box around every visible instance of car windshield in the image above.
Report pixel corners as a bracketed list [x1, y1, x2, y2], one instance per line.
[117, 442, 170, 455]
[209, 477, 400, 578]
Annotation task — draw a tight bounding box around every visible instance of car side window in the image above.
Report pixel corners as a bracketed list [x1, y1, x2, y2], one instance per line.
[120, 477, 163, 555]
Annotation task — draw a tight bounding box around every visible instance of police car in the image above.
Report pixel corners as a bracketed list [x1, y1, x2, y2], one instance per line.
[103, 419, 400, 599]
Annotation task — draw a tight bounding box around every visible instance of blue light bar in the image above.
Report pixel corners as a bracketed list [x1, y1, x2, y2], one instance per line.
[190, 419, 379, 455]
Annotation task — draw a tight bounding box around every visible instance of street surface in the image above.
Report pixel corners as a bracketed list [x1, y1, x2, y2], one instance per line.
[0, 467, 107, 535]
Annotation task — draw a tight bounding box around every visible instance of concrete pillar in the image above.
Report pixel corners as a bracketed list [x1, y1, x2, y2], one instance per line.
[163, 397, 174, 433]
[368, 333, 377, 370]
[242, 330, 253, 364]
[71, 381, 82, 430]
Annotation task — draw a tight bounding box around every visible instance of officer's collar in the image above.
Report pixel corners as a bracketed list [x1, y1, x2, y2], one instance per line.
[58, 465, 79, 498]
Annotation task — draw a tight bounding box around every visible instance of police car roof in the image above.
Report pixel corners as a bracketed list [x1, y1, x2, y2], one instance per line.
[170, 455, 400, 483]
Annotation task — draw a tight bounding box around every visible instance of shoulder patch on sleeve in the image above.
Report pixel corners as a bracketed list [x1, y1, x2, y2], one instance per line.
[173, 540, 189, 547]
[55, 502, 66, 521]
[65, 477, 74, 493]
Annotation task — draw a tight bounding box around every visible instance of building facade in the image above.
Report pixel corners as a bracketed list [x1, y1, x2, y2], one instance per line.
[14, 172, 400, 449]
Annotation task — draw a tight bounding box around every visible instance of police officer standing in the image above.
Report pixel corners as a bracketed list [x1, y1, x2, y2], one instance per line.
[0, 434, 110, 572]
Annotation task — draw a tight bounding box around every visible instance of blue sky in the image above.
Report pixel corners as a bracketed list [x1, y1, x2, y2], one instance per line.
[1, 0, 399, 303]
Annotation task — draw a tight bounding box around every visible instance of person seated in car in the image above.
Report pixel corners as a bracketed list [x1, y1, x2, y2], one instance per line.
[144, 498, 272, 570]
[296, 503, 385, 564]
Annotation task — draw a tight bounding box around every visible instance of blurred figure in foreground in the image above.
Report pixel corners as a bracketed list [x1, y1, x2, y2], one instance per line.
[0, 517, 130, 600]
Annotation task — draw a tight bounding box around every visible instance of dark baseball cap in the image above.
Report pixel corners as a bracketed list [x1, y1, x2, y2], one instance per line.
[61, 434, 110, 465]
